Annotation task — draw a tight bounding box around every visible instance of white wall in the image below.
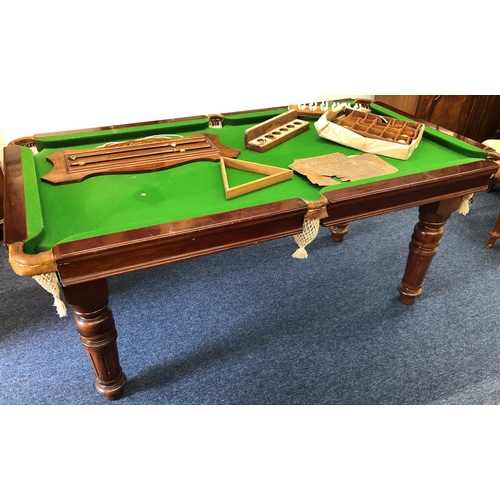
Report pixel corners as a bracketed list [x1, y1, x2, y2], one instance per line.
[0, 2, 376, 153]
[0, 1, 492, 162]
[0, 92, 374, 146]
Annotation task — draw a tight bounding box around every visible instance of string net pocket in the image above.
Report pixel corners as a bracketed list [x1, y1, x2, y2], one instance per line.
[292, 218, 320, 259]
[458, 193, 474, 216]
[32, 272, 67, 317]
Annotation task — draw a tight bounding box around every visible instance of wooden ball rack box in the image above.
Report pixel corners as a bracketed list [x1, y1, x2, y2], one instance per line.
[315, 105, 425, 160]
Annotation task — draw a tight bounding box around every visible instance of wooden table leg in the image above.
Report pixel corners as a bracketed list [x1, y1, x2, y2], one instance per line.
[398, 197, 463, 305]
[329, 223, 349, 242]
[62, 278, 127, 400]
[487, 208, 500, 248]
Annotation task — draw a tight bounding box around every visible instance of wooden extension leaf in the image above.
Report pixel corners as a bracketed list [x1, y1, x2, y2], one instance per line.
[220, 157, 293, 199]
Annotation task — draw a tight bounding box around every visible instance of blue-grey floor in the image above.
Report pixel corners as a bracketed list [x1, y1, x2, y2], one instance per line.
[2, 189, 500, 405]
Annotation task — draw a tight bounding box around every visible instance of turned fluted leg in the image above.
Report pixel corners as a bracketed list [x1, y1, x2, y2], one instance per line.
[398, 197, 463, 305]
[329, 223, 349, 242]
[62, 279, 127, 400]
[487, 208, 500, 248]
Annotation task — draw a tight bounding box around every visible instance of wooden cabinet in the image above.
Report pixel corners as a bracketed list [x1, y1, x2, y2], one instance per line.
[375, 95, 500, 143]
[0, 167, 3, 234]
[375, 95, 420, 116]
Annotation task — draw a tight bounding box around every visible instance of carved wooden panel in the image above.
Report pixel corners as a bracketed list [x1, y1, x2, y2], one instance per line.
[375, 95, 419, 115]
[42, 134, 240, 184]
[0, 166, 3, 227]
[377, 95, 500, 143]
[415, 95, 474, 135]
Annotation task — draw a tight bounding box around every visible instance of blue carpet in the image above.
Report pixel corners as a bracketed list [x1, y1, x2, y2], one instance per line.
[2, 190, 500, 405]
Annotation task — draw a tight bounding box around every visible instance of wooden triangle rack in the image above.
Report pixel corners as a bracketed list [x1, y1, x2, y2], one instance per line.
[220, 157, 293, 199]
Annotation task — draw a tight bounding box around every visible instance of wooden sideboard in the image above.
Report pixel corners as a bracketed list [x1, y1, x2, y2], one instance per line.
[375, 95, 500, 143]
[0, 167, 3, 233]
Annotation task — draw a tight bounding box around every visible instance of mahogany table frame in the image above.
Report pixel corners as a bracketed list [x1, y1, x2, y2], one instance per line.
[3, 102, 499, 401]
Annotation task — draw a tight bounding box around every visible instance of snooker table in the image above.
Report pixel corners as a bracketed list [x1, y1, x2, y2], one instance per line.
[3, 99, 498, 401]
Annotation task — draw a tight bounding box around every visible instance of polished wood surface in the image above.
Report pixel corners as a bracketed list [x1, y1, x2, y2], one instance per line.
[375, 95, 419, 115]
[487, 209, 500, 248]
[244, 110, 309, 152]
[8, 242, 56, 277]
[376, 95, 500, 143]
[415, 96, 474, 133]
[397, 197, 463, 304]
[42, 134, 240, 185]
[52, 198, 309, 286]
[0, 165, 4, 232]
[62, 279, 126, 401]
[3, 146, 28, 245]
